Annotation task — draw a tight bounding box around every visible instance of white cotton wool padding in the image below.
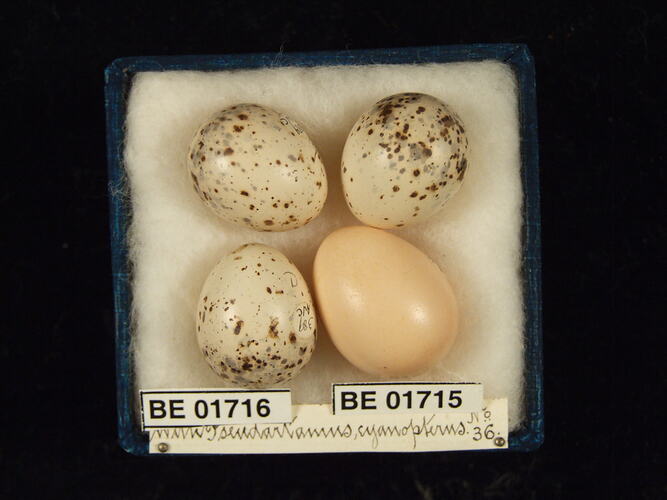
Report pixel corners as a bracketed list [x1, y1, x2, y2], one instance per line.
[125, 62, 525, 430]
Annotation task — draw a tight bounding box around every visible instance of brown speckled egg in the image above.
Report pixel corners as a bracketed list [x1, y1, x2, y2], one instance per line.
[187, 104, 327, 231]
[196, 243, 317, 388]
[341, 93, 469, 229]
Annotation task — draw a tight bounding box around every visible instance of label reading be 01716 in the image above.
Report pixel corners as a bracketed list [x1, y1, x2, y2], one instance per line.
[140, 389, 292, 429]
[332, 383, 483, 415]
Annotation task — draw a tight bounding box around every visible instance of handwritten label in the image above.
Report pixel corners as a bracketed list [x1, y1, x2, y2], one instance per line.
[332, 383, 483, 415]
[140, 389, 292, 429]
[279, 115, 304, 135]
[147, 399, 508, 454]
[281, 271, 298, 288]
[295, 303, 315, 333]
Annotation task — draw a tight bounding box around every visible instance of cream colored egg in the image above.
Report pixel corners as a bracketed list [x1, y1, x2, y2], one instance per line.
[196, 243, 317, 388]
[341, 93, 469, 228]
[187, 104, 327, 231]
[313, 226, 458, 377]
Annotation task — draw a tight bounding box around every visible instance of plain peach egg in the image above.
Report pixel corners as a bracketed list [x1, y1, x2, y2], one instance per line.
[312, 226, 459, 377]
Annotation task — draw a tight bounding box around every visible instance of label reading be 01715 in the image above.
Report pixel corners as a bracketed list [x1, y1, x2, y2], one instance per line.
[140, 389, 292, 429]
[332, 383, 483, 415]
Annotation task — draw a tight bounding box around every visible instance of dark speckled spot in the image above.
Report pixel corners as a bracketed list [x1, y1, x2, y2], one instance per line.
[440, 116, 454, 127]
[289, 332, 296, 344]
[393, 185, 400, 192]
[457, 157, 468, 181]
[234, 320, 244, 335]
[223, 147, 234, 155]
[268, 318, 279, 338]
[264, 220, 274, 226]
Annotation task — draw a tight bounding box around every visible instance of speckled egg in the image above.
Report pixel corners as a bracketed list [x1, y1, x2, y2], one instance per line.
[187, 104, 327, 231]
[341, 93, 469, 228]
[196, 243, 317, 388]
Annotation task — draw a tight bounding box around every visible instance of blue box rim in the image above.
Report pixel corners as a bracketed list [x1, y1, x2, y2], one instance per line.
[105, 44, 543, 456]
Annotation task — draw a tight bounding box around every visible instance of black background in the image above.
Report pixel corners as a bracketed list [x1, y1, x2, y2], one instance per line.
[4, 1, 664, 498]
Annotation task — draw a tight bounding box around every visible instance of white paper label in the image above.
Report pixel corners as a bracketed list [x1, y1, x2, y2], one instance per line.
[140, 389, 292, 429]
[147, 398, 508, 454]
[332, 383, 483, 415]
